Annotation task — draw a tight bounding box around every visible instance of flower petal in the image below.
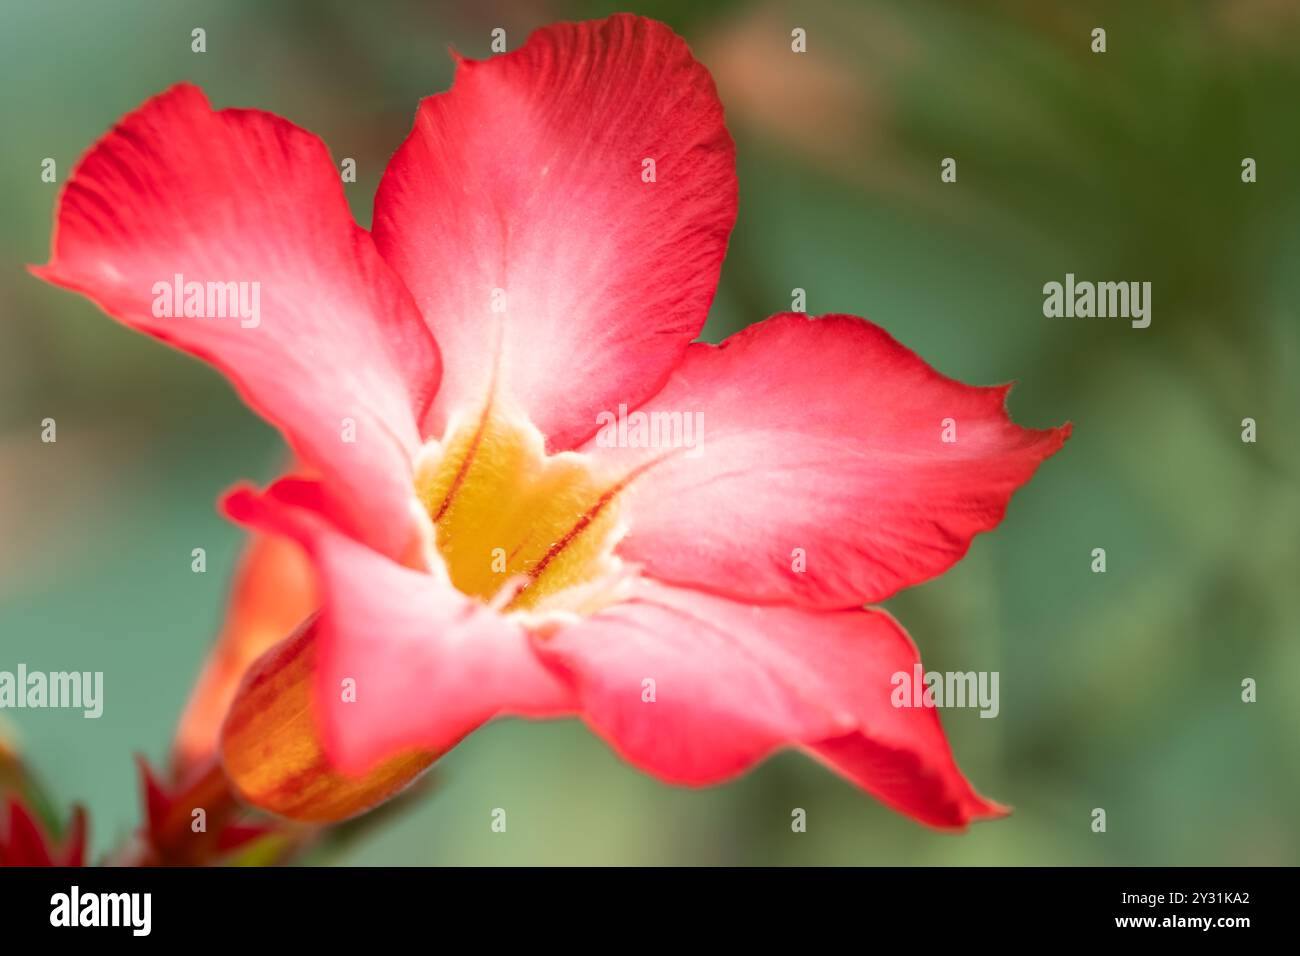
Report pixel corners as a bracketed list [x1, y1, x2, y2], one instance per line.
[586, 313, 1070, 608]
[223, 483, 575, 781]
[535, 579, 1003, 829]
[372, 14, 736, 450]
[33, 84, 440, 558]
[808, 733, 1008, 831]
[219, 616, 438, 823]
[172, 529, 317, 775]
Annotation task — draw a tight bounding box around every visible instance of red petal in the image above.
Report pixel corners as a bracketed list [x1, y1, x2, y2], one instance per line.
[586, 313, 1070, 608]
[810, 734, 1007, 831]
[535, 580, 1004, 829]
[373, 14, 736, 450]
[33, 84, 439, 559]
[224, 483, 575, 778]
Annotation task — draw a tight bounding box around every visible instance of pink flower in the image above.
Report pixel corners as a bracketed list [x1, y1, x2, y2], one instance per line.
[35, 15, 1068, 829]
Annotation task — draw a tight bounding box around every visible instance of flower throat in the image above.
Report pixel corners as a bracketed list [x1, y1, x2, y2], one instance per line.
[415, 408, 626, 612]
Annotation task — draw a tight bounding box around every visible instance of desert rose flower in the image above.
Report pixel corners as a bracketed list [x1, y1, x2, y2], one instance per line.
[35, 15, 1068, 829]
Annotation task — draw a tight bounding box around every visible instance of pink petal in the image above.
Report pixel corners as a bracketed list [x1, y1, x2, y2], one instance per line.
[372, 14, 736, 450]
[535, 579, 1004, 829]
[224, 484, 575, 775]
[33, 84, 439, 559]
[809, 733, 1007, 831]
[586, 313, 1070, 609]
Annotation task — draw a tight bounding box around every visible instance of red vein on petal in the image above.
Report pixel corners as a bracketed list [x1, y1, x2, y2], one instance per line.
[508, 452, 673, 608]
[431, 399, 498, 526]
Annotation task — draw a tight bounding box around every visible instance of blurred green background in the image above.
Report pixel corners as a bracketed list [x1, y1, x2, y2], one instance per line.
[2, 0, 1298, 865]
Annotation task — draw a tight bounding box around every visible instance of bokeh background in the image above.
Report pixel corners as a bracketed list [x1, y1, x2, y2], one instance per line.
[2, 0, 1298, 865]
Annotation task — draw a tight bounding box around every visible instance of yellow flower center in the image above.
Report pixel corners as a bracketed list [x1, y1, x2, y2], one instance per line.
[415, 405, 629, 614]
